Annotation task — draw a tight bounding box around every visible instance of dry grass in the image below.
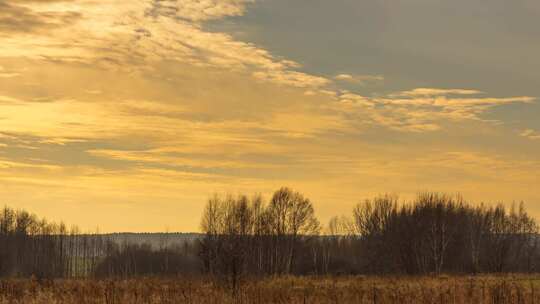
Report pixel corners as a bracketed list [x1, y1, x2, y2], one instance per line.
[1, 275, 540, 304]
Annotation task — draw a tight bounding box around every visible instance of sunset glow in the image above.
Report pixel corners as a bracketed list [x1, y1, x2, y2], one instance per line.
[1, 0, 539, 232]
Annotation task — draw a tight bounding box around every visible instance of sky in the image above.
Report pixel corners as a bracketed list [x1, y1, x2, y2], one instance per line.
[0, 0, 539, 232]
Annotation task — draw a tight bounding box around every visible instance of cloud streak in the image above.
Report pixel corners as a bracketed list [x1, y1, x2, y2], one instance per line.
[0, 66, 21, 78]
[521, 129, 540, 140]
[0, 1, 81, 33]
[335, 89, 535, 132]
[334, 73, 384, 85]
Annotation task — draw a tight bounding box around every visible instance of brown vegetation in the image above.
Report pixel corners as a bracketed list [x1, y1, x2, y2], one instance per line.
[1, 275, 540, 304]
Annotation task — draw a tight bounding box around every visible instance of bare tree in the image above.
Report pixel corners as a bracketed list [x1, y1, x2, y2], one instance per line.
[199, 194, 257, 296]
[266, 187, 320, 275]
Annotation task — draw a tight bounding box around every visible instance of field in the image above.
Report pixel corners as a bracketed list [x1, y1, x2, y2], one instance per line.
[2, 275, 540, 304]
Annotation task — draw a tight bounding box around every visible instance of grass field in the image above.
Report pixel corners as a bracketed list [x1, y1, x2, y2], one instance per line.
[2, 275, 540, 304]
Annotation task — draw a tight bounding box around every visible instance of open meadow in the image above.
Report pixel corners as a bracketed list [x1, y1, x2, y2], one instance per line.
[2, 275, 540, 304]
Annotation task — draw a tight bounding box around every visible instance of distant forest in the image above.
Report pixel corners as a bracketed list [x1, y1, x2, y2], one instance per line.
[1, 188, 538, 285]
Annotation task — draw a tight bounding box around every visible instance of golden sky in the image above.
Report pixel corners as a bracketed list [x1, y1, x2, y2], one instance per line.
[1, 0, 539, 232]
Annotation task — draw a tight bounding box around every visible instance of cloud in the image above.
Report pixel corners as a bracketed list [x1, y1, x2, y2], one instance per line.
[146, 0, 255, 21]
[0, 66, 21, 78]
[87, 148, 281, 171]
[253, 70, 330, 88]
[4, 0, 531, 137]
[520, 129, 540, 140]
[38, 137, 87, 146]
[0, 73, 20, 78]
[334, 88, 535, 132]
[0, 0, 331, 90]
[0, 95, 23, 104]
[418, 151, 540, 180]
[392, 88, 484, 97]
[378, 96, 535, 107]
[84, 89, 102, 95]
[0, 157, 61, 171]
[0, 1, 81, 34]
[334, 73, 384, 84]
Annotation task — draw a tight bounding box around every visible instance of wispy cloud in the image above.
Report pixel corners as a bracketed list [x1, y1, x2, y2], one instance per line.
[0, 1, 81, 34]
[520, 129, 540, 140]
[392, 88, 484, 97]
[334, 89, 535, 132]
[0, 0, 330, 90]
[0, 66, 23, 78]
[0, 95, 23, 104]
[146, 0, 255, 21]
[253, 70, 330, 88]
[334, 74, 384, 85]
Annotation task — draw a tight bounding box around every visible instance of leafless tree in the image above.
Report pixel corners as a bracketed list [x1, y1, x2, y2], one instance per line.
[266, 187, 320, 275]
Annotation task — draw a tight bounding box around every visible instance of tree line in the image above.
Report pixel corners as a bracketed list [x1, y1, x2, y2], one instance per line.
[0, 206, 199, 279]
[0, 206, 107, 278]
[0, 188, 538, 283]
[198, 188, 539, 291]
